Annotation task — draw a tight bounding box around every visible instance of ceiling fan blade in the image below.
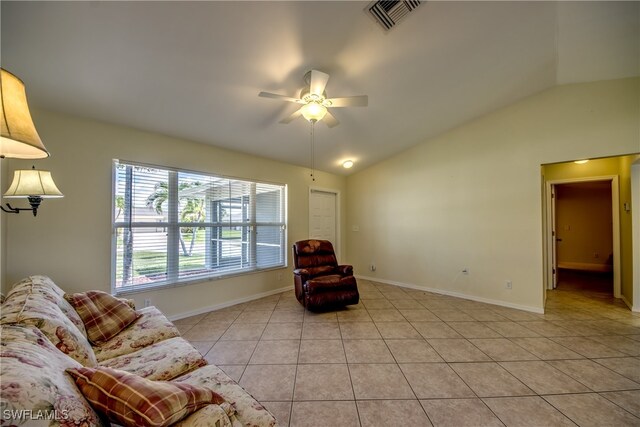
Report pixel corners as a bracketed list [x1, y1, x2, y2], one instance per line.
[279, 108, 303, 124]
[259, 92, 302, 103]
[325, 95, 368, 107]
[309, 70, 330, 97]
[323, 111, 339, 128]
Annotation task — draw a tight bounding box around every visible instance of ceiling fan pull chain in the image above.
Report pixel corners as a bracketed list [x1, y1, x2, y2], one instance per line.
[310, 121, 315, 181]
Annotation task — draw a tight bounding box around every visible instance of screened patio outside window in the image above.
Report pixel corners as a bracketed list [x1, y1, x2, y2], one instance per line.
[112, 161, 287, 293]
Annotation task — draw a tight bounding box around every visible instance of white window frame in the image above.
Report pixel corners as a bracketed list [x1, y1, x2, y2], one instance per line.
[111, 160, 288, 295]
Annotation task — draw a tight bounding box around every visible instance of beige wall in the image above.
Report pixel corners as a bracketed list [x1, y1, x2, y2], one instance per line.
[3, 110, 347, 318]
[555, 183, 613, 270]
[0, 160, 6, 292]
[346, 77, 639, 312]
[543, 154, 639, 305]
[3, 78, 638, 315]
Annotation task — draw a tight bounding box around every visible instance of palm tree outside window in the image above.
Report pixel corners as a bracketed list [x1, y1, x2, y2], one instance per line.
[112, 160, 287, 293]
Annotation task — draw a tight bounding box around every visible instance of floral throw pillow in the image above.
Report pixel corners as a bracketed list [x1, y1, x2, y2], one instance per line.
[66, 366, 226, 427]
[65, 291, 140, 344]
[1, 291, 97, 366]
[0, 325, 106, 427]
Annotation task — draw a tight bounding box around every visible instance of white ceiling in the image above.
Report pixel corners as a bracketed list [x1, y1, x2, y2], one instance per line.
[1, 1, 638, 174]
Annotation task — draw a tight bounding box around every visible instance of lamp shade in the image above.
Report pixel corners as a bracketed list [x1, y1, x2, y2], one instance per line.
[0, 68, 49, 159]
[4, 169, 63, 198]
[301, 103, 327, 122]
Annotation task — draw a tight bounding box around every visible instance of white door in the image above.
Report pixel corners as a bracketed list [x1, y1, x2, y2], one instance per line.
[309, 189, 337, 249]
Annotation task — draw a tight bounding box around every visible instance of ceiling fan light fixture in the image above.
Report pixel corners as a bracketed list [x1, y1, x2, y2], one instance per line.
[301, 103, 327, 122]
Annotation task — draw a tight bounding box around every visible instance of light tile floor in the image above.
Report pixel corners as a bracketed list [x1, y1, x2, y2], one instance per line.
[176, 279, 640, 426]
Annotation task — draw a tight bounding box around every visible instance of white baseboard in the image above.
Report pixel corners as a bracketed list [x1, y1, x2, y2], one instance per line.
[168, 285, 294, 321]
[356, 275, 544, 314]
[557, 262, 613, 273]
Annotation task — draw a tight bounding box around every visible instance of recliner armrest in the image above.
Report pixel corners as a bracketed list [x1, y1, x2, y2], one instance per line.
[293, 268, 310, 278]
[337, 265, 353, 276]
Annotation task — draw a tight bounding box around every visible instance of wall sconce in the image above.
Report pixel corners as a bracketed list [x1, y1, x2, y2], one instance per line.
[1, 68, 63, 216]
[1, 167, 63, 216]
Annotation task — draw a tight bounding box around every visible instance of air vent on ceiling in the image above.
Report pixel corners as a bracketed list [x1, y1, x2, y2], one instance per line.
[367, 0, 421, 31]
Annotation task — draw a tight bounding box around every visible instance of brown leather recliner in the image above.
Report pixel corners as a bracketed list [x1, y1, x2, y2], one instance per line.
[292, 239, 359, 311]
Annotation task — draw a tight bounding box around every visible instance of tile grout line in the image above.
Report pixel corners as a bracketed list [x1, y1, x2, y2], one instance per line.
[187, 278, 639, 425]
[370, 292, 435, 425]
[595, 391, 640, 421]
[236, 297, 275, 387]
[276, 292, 295, 427]
[338, 308, 363, 427]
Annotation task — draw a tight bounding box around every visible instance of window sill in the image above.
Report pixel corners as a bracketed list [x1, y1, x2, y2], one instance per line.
[113, 265, 289, 296]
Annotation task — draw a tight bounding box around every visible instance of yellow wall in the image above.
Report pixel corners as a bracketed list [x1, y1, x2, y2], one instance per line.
[619, 155, 640, 303]
[632, 160, 640, 309]
[346, 78, 639, 312]
[4, 110, 347, 318]
[544, 156, 634, 180]
[543, 154, 639, 305]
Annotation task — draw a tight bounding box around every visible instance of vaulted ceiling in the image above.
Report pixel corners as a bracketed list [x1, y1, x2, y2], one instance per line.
[1, 1, 638, 174]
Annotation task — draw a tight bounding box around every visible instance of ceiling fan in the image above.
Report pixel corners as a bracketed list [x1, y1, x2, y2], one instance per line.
[259, 70, 368, 128]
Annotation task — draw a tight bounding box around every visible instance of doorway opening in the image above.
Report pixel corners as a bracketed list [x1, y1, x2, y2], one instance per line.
[553, 181, 614, 296]
[546, 176, 620, 299]
[542, 153, 640, 312]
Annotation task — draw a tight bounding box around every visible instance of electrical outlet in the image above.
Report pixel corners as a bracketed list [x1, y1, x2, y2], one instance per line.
[144, 299, 151, 308]
[505, 280, 512, 290]
[370, 263, 376, 272]
[277, 272, 283, 281]
[594, 253, 600, 259]
[462, 268, 469, 275]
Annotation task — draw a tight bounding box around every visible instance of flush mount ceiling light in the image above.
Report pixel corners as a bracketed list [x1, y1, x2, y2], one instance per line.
[574, 159, 589, 164]
[343, 160, 354, 169]
[1, 166, 64, 216]
[0, 68, 50, 159]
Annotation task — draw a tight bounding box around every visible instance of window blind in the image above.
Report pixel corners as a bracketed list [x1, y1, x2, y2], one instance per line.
[112, 161, 287, 292]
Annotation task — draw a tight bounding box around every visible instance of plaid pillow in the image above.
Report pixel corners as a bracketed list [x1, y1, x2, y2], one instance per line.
[67, 366, 225, 427]
[65, 291, 140, 344]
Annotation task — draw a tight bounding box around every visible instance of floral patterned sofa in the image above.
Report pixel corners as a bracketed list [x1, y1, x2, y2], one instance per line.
[0, 276, 277, 426]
